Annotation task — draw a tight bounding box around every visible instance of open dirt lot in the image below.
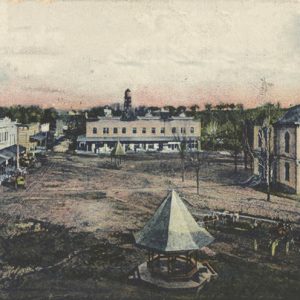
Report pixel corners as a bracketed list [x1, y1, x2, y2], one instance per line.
[0, 153, 299, 299]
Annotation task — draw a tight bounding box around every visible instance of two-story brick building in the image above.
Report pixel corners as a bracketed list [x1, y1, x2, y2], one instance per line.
[77, 89, 201, 154]
[77, 114, 201, 154]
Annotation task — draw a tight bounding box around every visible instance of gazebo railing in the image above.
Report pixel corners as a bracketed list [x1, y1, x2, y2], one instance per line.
[147, 254, 199, 281]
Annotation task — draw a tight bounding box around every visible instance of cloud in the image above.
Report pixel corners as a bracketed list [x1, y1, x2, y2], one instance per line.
[0, 0, 299, 109]
[0, 70, 9, 82]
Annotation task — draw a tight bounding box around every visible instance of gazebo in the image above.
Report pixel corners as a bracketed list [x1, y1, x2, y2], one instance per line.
[111, 141, 126, 165]
[131, 190, 217, 289]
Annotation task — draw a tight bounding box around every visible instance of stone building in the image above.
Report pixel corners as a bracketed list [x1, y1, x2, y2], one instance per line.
[273, 105, 300, 193]
[253, 105, 300, 194]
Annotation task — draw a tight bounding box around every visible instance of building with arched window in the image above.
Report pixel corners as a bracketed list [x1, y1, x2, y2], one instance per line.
[253, 105, 300, 194]
[273, 105, 300, 193]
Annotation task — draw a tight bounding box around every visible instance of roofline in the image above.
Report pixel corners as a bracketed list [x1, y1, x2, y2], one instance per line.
[77, 135, 199, 142]
[274, 121, 300, 127]
[86, 116, 196, 122]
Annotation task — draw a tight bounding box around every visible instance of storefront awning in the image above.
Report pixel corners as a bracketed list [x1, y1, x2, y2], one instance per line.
[0, 156, 7, 165]
[0, 151, 15, 160]
[30, 132, 47, 142]
[5, 144, 26, 155]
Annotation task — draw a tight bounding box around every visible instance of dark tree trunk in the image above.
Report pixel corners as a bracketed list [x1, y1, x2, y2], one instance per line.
[243, 150, 248, 170]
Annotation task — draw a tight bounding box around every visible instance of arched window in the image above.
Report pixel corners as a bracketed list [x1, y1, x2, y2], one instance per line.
[285, 132, 290, 153]
[258, 130, 262, 147]
[284, 162, 290, 181]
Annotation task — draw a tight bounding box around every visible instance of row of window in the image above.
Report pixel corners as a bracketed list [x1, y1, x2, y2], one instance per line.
[92, 127, 195, 135]
[258, 131, 290, 154]
[0, 131, 9, 142]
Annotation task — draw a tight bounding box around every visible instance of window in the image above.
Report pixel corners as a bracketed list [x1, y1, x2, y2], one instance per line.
[132, 127, 137, 134]
[181, 127, 186, 134]
[122, 127, 126, 134]
[160, 127, 165, 134]
[258, 131, 262, 147]
[103, 127, 109, 134]
[113, 128, 118, 134]
[190, 127, 194, 134]
[285, 132, 290, 153]
[172, 127, 176, 134]
[285, 162, 290, 181]
[142, 127, 146, 134]
[151, 127, 156, 134]
[93, 127, 97, 134]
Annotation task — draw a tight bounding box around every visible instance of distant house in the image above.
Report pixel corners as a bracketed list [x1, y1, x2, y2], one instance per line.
[18, 123, 49, 154]
[253, 105, 300, 194]
[55, 119, 67, 138]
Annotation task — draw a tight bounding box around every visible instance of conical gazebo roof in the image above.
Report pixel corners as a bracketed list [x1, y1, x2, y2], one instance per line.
[134, 190, 214, 253]
[111, 141, 126, 156]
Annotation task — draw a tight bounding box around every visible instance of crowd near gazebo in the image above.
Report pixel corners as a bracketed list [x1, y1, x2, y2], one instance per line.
[131, 190, 217, 289]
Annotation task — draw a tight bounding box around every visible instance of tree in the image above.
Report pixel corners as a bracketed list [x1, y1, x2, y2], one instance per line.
[163, 105, 176, 116]
[176, 105, 187, 115]
[223, 107, 244, 173]
[189, 150, 208, 194]
[202, 121, 219, 151]
[190, 104, 199, 112]
[173, 134, 188, 182]
[244, 103, 284, 201]
[204, 103, 212, 111]
[178, 138, 187, 182]
[190, 104, 199, 117]
[42, 108, 58, 130]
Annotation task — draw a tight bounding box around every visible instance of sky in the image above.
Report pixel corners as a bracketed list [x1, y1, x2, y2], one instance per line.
[0, 0, 300, 109]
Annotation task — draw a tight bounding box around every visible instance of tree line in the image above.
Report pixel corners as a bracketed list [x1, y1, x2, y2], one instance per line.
[0, 105, 58, 130]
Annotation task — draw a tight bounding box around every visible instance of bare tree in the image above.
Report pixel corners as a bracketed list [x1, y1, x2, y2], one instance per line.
[173, 133, 188, 182]
[189, 150, 208, 195]
[245, 120, 275, 201]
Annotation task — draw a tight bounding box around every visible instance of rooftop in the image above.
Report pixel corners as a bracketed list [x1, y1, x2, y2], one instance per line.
[87, 115, 195, 122]
[276, 105, 300, 125]
[134, 190, 214, 253]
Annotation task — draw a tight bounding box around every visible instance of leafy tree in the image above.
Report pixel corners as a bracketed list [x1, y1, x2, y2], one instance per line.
[223, 109, 244, 173]
[41, 108, 58, 129]
[163, 105, 176, 116]
[176, 105, 187, 115]
[202, 121, 219, 151]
